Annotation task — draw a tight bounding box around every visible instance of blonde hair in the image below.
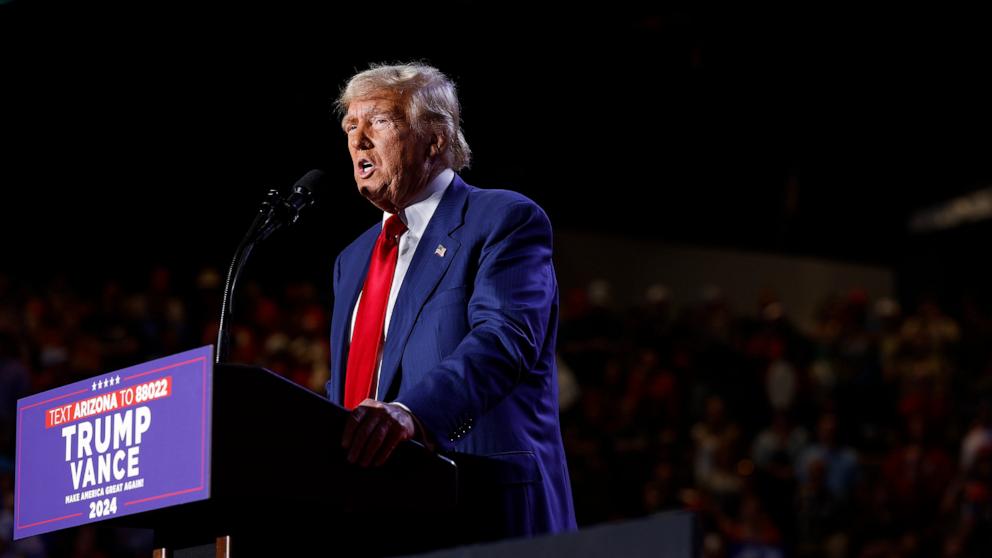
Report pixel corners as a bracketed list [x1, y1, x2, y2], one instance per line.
[336, 63, 472, 171]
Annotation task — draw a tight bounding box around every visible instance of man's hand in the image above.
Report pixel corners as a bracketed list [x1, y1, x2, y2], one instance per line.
[341, 399, 416, 467]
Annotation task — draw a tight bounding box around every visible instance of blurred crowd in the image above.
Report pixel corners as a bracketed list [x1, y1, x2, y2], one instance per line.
[559, 280, 992, 558]
[2, 267, 992, 557]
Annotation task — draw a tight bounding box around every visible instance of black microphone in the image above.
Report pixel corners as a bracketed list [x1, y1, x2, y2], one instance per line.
[282, 169, 323, 225]
[250, 169, 324, 242]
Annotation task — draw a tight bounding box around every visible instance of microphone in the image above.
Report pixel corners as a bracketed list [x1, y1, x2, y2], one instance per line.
[282, 169, 322, 225]
[254, 169, 324, 241]
[216, 169, 325, 363]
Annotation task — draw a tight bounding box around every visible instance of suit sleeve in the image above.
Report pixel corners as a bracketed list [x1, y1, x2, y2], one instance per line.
[398, 200, 556, 451]
[325, 252, 343, 401]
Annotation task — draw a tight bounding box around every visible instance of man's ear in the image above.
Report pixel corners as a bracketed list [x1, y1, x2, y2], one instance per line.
[429, 133, 448, 159]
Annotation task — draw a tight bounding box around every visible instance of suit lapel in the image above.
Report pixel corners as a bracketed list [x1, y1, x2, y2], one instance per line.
[329, 224, 379, 405]
[376, 176, 469, 398]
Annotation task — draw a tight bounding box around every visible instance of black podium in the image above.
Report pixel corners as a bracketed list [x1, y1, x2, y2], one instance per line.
[113, 364, 460, 557]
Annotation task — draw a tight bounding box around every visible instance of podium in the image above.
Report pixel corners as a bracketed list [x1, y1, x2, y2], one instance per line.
[128, 363, 459, 557]
[15, 348, 462, 557]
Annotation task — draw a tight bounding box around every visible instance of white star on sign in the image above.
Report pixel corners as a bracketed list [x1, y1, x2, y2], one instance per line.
[92, 381, 97, 391]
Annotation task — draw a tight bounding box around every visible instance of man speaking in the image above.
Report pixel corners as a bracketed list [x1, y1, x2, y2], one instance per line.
[327, 63, 576, 538]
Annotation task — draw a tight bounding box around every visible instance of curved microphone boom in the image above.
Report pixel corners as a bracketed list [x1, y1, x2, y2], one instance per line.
[215, 169, 325, 364]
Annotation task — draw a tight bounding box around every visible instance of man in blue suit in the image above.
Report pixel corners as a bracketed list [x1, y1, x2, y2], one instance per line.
[328, 63, 576, 539]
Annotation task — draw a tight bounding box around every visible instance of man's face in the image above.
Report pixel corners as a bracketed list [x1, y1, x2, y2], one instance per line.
[342, 90, 433, 213]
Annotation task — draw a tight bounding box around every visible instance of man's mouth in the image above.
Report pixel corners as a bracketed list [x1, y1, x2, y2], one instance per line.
[357, 159, 376, 179]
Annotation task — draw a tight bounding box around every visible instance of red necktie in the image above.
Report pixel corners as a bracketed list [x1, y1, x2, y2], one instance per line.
[344, 214, 407, 409]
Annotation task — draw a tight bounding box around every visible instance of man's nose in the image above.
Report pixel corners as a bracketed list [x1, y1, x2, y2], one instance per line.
[350, 126, 373, 150]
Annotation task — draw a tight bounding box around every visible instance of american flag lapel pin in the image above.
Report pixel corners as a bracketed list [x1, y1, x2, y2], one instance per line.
[434, 244, 447, 257]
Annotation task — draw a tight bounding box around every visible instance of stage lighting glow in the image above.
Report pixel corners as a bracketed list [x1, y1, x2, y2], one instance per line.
[909, 187, 992, 233]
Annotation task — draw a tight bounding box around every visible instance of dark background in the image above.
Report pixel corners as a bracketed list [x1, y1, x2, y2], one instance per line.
[5, 3, 992, 557]
[3, 2, 991, 299]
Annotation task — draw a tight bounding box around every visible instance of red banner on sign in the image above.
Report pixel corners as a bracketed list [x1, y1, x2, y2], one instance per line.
[45, 377, 172, 429]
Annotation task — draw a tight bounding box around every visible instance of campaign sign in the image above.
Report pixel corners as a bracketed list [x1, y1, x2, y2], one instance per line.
[14, 346, 213, 540]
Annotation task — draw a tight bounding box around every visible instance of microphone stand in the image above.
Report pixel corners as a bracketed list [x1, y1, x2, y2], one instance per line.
[216, 189, 282, 364]
[215, 173, 319, 364]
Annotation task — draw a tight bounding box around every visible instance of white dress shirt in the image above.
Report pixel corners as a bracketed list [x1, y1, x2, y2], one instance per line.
[349, 167, 454, 399]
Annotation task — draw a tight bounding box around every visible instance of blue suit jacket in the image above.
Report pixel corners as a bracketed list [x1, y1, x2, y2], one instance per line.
[328, 174, 576, 536]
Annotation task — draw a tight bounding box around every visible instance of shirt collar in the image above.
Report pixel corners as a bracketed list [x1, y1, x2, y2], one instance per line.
[383, 168, 454, 237]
